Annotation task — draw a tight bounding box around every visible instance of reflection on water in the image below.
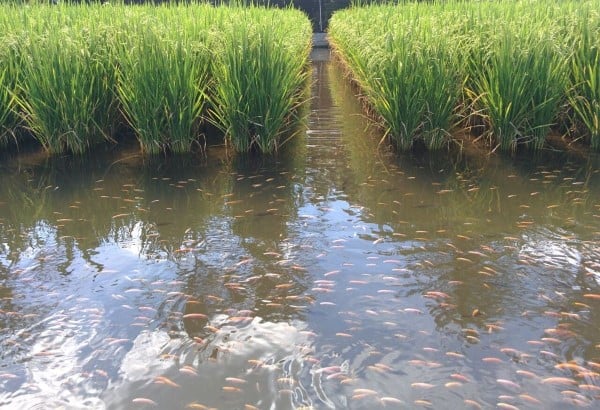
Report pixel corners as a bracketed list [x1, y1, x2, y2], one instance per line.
[0, 51, 599, 409]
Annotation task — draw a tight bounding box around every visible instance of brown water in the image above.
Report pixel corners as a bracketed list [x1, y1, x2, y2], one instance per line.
[0, 50, 599, 410]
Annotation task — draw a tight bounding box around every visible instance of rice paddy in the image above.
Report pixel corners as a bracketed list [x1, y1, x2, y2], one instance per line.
[0, 55, 599, 408]
[0, 3, 311, 154]
[328, 0, 600, 152]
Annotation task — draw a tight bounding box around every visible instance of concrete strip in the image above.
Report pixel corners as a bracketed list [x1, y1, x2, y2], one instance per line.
[312, 33, 329, 48]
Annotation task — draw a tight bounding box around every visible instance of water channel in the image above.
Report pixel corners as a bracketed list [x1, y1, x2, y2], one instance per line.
[0, 50, 599, 409]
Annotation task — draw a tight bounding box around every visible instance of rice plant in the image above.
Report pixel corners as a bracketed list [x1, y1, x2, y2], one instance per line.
[210, 7, 312, 154]
[329, 4, 464, 150]
[116, 19, 211, 154]
[0, 3, 312, 155]
[14, 6, 118, 154]
[0, 27, 24, 146]
[467, 31, 568, 151]
[0, 56, 17, 146]
[567, 11, 600, 150]
[329, 0, 600, 152]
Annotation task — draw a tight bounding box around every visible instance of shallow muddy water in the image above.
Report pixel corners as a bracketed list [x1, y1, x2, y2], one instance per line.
[0, 50, 599, 409]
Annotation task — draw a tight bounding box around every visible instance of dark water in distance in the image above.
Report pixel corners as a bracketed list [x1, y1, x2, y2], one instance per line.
[0, 50, 599, 409]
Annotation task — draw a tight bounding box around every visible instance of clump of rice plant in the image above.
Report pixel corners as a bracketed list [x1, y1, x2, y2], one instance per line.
[210, 8, 312, 154]
[329, 5, 464, 151]
[329, 0, 600, 152]
[15, 12, 118, 154]
[0, 29, 24, 145]
[567, 14, 600, 150]
[467, 31, 568, 151]
[0, 6, 26, 147]
[116, 21, 211, 154]
[368, 43, 461, 150]
[0, 3, 312, 155]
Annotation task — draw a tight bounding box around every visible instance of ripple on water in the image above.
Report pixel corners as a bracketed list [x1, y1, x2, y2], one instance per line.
[101, 316, 315, 409]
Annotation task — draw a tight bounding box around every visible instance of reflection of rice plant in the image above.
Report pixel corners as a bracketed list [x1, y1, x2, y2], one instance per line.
[0, 171, 51, 258]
